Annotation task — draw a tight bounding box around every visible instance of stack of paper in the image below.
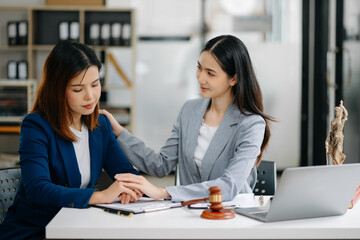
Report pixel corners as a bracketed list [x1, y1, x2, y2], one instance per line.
[95, 197, 181, 214]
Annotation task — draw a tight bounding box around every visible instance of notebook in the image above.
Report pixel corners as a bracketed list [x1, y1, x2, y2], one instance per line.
[234, 163, 360, 222]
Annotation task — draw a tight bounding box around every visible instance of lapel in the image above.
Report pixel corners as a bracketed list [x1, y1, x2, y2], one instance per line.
[185, 98, 211, 180]
[56, 127, 101, 188]
[200, 102, 240, 181]
[55, 135, 81, 188]
[88, 129, 102, 187]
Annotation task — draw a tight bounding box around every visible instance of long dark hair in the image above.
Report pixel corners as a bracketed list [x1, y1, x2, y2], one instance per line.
[31, 40, 102, 142]
[203, 35, 273, 167]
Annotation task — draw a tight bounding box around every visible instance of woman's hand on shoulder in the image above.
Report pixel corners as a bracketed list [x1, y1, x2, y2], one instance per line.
[115, 173, 171, 200]
[99, 109, 124, 137]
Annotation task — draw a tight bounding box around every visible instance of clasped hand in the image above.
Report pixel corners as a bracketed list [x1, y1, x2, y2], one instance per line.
[89, 175, 143, 205]
[89, 173, 170, 205]
[115, 173, 171, 202]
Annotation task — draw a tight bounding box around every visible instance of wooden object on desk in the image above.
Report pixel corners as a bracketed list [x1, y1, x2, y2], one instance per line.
[201, 186, 235, 220]
[181, 186, 235, 220]
[181, 197, 208, 207]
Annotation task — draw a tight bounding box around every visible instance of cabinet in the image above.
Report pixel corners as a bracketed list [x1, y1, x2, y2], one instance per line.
[0, 6, 136, 132]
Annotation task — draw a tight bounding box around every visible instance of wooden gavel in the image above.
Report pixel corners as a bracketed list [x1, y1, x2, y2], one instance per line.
[182, 186, 235, 220]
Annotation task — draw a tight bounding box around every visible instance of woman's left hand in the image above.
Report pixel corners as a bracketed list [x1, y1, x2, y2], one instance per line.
[115, 173, 170, 200]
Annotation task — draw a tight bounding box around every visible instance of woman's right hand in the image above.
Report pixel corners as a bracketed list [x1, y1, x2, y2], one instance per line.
[99, 109, 124, 138]
[88, 180, 140, 205]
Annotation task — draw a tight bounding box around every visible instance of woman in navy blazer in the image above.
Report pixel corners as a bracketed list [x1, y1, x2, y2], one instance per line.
[101, 35, 274, 202]
[0, 41, 140, 240]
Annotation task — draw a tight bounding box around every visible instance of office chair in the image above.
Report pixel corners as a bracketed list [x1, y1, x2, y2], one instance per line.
[0, 167, 21, 225]
[253, 160, 276, 195]
[94, 170, 113, 191]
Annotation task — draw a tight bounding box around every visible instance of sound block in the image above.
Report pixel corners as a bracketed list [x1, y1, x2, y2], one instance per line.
[201, 208, 235, 220]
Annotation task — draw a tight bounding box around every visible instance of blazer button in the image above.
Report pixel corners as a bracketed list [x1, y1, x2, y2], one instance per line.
[68, 202, 74, 208]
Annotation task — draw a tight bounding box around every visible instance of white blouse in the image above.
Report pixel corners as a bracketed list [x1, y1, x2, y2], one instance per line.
[194, 120, 218, 168]
[70, 124, 91, 189]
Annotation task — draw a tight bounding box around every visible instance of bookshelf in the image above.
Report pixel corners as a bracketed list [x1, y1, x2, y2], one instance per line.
[0, 5, 136, 132]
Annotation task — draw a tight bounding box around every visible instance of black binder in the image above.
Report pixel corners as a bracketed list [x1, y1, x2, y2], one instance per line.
[100, 23, 111, 46]
[111, 22, 122, 46]
[89, 23, 100, 45]
[17, 21, 28, 45]
[7, 61, 17, 79]
[69, 21, 80, 42]
[17, 61, 28, 79]
[7, 21, 17, 46]
[58, 21, 69, 41]
[121, 23, 131, 46]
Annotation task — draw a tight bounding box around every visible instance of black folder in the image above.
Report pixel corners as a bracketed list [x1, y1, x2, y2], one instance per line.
[7, 61, 17, 79]
[7, 21, 17, 46]
[17, 61, 28, 79]
[89, 23, 100, 45]
[100, 23, 111, 46]
[111, 22, 122, 46]
[122, 23, 131, 46]
[17, 21, 28, 45]
[69, 21, 80, 42]
[58, 21, 69, 41]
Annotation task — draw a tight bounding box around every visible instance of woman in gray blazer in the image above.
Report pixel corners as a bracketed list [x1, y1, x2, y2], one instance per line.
[101, 35, 273, 202]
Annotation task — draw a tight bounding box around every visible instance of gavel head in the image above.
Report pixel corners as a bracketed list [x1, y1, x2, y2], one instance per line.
[208, 186, 223, 211]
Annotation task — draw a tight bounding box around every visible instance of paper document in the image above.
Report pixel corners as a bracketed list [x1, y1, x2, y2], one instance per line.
[95, 197, 182, 214]
[188, 193, 256, 209]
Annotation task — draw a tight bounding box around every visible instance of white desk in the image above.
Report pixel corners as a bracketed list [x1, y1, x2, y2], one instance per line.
[46, 200, 360, 239]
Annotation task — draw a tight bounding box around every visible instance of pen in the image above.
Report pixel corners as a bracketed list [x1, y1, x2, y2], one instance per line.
[102, 208, 133, 217]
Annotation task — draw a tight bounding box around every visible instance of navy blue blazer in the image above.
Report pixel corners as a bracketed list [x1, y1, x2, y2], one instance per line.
[0, 113, 138, 240]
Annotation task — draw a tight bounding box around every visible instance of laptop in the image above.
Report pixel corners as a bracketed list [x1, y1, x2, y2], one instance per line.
[234, 163, 360, 222]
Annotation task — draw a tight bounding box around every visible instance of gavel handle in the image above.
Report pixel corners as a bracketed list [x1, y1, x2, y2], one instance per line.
[181, 198, 209, 207]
